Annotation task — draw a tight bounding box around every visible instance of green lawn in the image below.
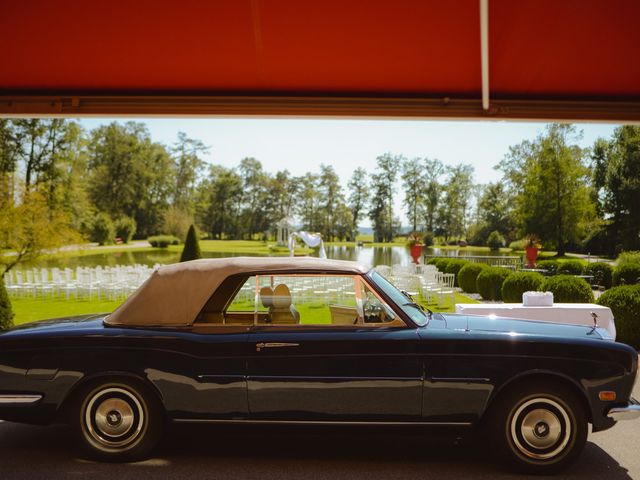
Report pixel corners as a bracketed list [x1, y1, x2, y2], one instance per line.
[43, 239, 312, 261]
[9, 290, 478, 326]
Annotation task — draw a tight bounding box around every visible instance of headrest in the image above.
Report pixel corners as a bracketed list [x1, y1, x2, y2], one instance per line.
[272, 284, 292, 309]
[259, 286, 274, 308]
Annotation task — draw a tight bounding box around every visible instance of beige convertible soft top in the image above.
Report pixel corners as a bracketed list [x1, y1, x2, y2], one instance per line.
[105, 257, 368, 327]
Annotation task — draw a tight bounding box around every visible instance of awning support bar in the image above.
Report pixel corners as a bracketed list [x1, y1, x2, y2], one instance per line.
[480, 0, 490, 111]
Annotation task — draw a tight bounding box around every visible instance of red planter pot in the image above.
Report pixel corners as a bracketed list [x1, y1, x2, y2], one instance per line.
[525, 247, 539, 268]
[410, 244, 424, 264]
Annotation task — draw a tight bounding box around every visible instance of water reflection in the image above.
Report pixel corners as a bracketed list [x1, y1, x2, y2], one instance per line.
[36, 245, 514, 269]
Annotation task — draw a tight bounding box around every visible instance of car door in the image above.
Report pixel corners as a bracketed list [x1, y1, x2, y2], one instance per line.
[245, 274, 423, 421]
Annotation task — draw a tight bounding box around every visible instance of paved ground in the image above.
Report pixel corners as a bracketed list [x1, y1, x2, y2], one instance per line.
[0, 381, 637, 480]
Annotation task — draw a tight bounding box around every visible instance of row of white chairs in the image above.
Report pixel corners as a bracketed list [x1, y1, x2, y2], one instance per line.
[4, 265, 157, 301]
[375, 264, 456, 309]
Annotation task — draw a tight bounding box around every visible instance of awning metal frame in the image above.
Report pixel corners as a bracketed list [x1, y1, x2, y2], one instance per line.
[1, 95, 639, 122]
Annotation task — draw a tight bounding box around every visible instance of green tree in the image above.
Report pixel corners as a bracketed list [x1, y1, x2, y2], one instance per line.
[238, 158, 269, 239]
[422, 157, 444, 233]
[401, 157, 425, 232]
[171, 132, 208, 212]
[499, 124, 595, 255]
[0, 275, 13, 330]
[180, 224, 202, 262]
[592, 126, 640, 252]
[197, 165, 243, 239]
[0, 190, 80, 274]
[369, 154, 401, 242]
[298, 173, 321, 232]
[317, 164, 343, 240]
[88, 122, 173, 238]
[438, 164, 474, 242]
[347, 167, 369, 241]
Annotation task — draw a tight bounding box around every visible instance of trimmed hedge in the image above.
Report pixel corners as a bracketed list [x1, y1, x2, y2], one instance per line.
[501, 272, 545, 303]
[477, 267, 512, 301]
[540, 275, 594, 303]
[445, 259, 469, 287]
[458, 263, 488, 294]
[597, 285, 640, 349]
[585, 262, 613, 289]
[537, 259, 559, 275]
[0, 276, 14, 330]
[148, 235, 180, 248]
[432, 258, 452, 272]
[613, 263, 640, 286]
[557, 260, 585, 275]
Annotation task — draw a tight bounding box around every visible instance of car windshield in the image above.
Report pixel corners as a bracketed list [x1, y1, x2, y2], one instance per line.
[368, 271, 429, 327]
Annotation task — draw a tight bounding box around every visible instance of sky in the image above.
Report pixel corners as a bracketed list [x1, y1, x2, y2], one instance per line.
[78, 118, 618, 226]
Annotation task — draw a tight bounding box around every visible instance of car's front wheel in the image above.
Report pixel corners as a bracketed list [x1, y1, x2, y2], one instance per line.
[74, 378, 164, 461]
[489, 381, 588, 474]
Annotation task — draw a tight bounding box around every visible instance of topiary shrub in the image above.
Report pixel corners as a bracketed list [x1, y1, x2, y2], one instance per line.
[0, 275, 14, 330]
[445, 259, 469, 287]
[476, 267, 512, 301]
[426, 257, 439, 266]
[180, 224, 202, 262]
[597, 285, 640, 349]
[114, 216, 137, 244]
[537, 259, 559, 275]
[458, 263, 488, 294]
[486, 230, 505, 251]
[613, 263, 640, 286]
[556, 259, 585, 275]
[90, 213, 115, 246]
[585, 262, 613, 289]
[501, 271, 545, 303]
[540, 275, 594, 303]
[616, 251, 640, 267]
[433, 258, 451, 272]
[148, 235, 180, 248]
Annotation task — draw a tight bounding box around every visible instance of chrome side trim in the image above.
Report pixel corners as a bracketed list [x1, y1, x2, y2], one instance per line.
[0, 394, 43, 405]
[173, 418, 472, 427]
[608, 398, 640, 421]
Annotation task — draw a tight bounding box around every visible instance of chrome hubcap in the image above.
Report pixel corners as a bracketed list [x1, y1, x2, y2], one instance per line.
[84, 387, 145, 452]
[510, 397, 571, 460]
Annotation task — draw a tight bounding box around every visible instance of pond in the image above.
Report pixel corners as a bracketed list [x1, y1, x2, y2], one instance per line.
[35, 245, 521, 270]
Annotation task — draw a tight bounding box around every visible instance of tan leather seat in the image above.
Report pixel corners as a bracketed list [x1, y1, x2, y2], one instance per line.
[260, 286, 274, 309]
[270, 284, 300, 324]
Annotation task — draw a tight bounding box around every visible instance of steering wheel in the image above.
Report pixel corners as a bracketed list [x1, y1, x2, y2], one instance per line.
[362, 295, 383, 323]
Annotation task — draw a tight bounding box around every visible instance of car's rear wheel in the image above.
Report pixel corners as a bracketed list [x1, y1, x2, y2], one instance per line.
[488, 381, 587, 474]
[74, 378, 163, 461]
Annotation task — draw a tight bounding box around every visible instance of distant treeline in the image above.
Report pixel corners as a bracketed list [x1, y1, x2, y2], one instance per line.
[1, 120, 639, 256]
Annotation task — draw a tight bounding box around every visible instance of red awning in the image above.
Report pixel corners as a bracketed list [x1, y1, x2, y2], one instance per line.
[1, 0, 639, 120]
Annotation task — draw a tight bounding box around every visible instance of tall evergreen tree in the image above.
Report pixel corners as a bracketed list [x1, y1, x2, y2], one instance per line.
[180, 224, 202, 262]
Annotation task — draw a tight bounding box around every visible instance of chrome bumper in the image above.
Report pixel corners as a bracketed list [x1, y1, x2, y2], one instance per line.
[608, 397, 640, 421]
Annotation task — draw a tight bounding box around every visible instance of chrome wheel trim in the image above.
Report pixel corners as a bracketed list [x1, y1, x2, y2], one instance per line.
[83, 386, 146, 452]
[509, 397, 572, 461]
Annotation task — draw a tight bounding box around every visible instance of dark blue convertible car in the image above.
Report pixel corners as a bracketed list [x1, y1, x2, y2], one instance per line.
[0, 257, 638, 473]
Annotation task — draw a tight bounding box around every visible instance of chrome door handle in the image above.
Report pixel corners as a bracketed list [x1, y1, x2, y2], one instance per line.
[256, 342, 300, 352]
